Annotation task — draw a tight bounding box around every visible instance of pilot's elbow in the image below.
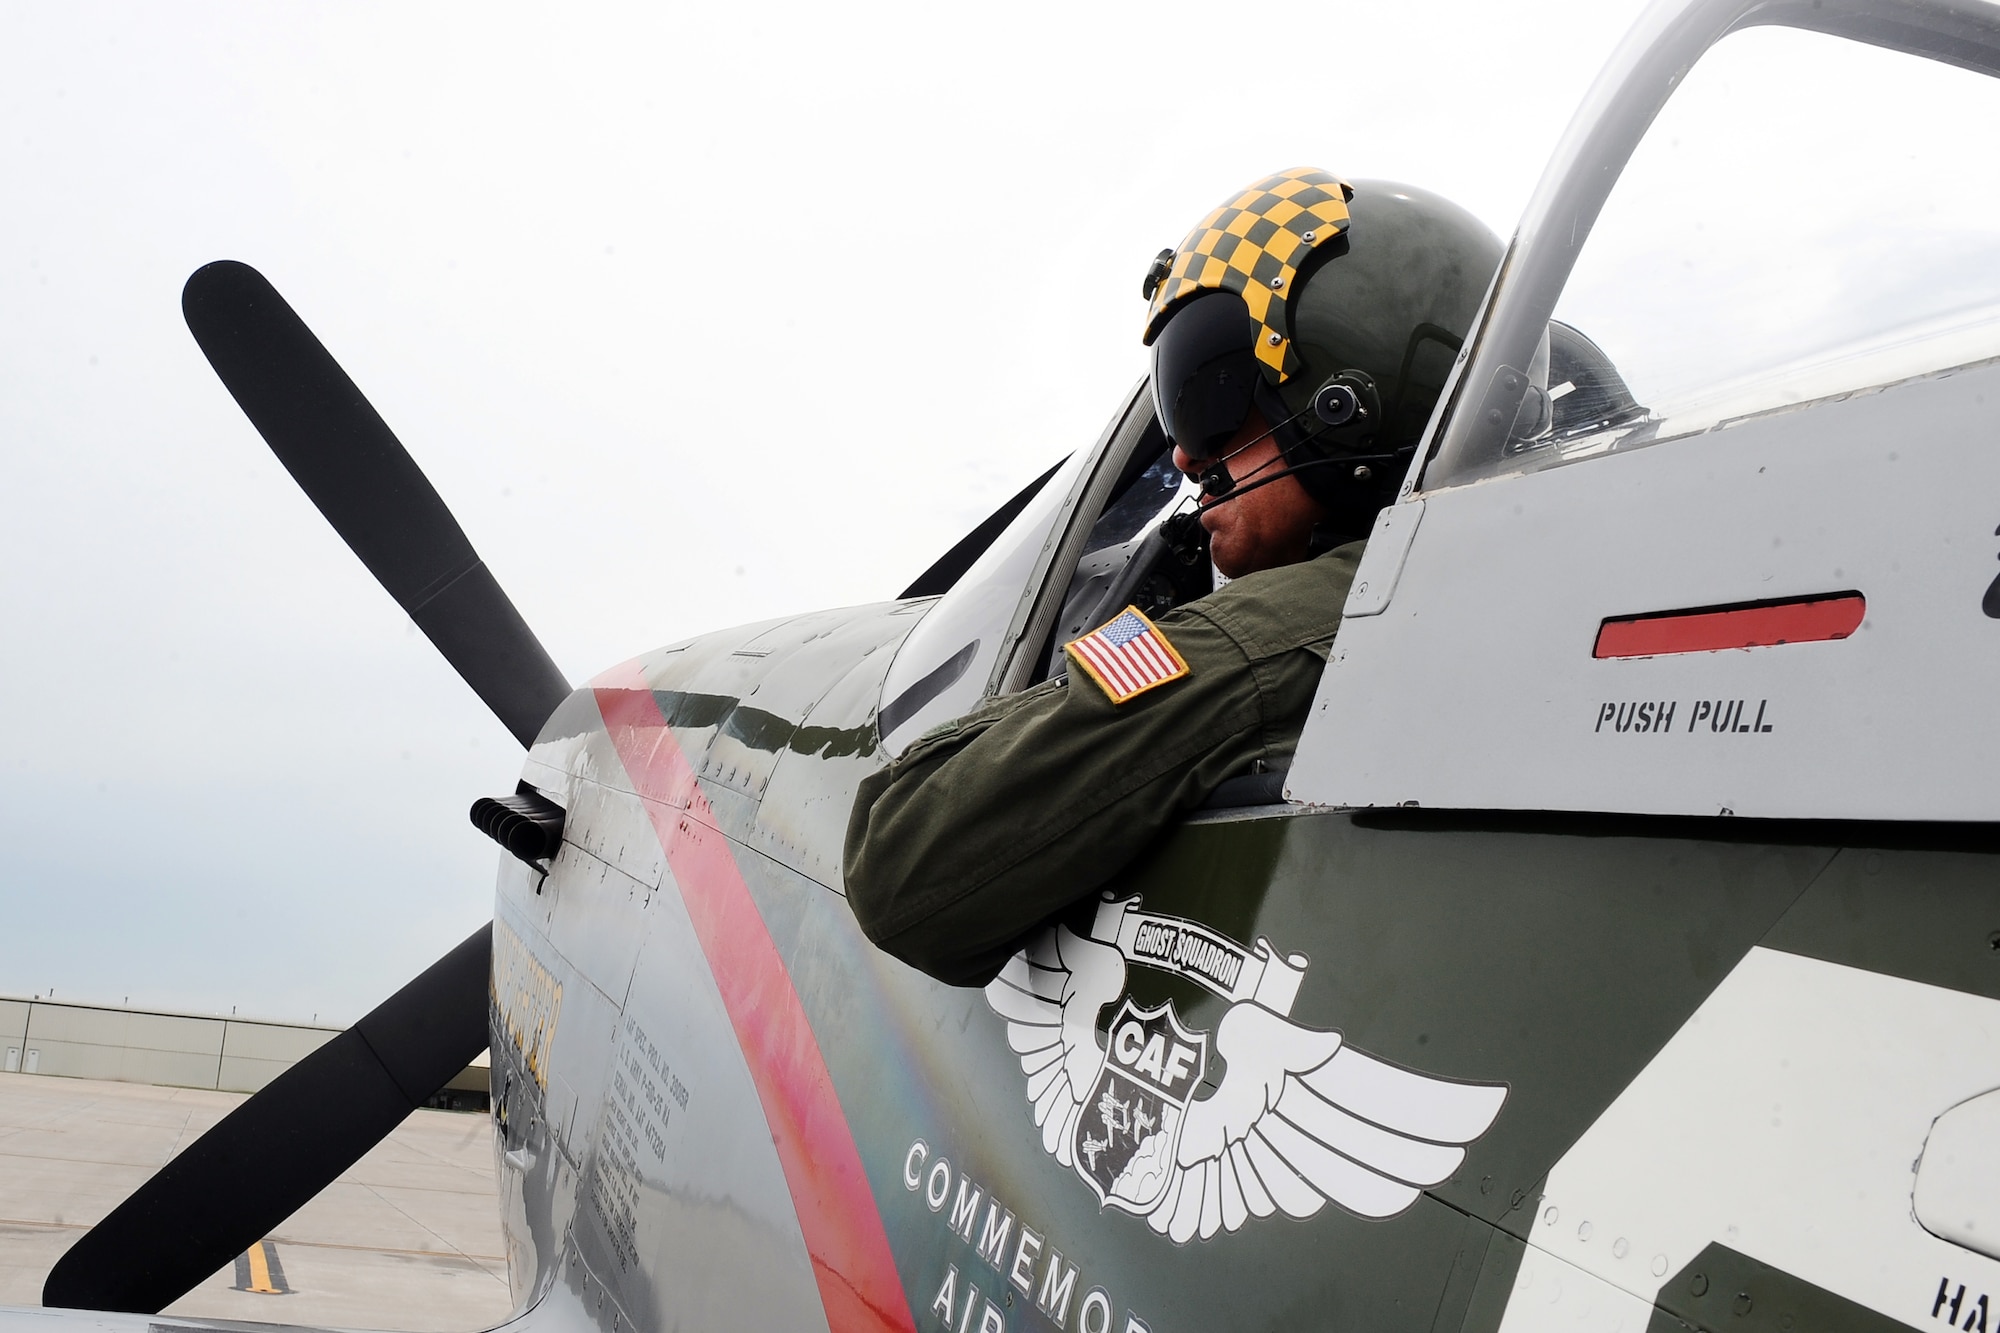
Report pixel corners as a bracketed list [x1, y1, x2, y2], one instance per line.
[842, 849, 903, 951]
[844, 768, 1008, 986]
[844, 827, 991, 986]
[842, 779, 922, 948]
[854, 900, 1003, 990]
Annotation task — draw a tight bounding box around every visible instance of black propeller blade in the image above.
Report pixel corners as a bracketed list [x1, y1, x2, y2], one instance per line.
[181, 259, 569, 747]
[46, 264, 572, 1313]
[43, 924, 492, 1314]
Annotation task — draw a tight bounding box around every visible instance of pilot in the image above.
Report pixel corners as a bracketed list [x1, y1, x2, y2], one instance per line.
[845, 170, 1501, 986]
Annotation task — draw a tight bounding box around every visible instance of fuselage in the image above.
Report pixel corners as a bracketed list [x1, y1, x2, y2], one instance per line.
[485, 593, 2000, 1333]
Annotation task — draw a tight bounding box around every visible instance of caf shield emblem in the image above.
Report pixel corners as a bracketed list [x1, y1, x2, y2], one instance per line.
[1073, 999, 1208, 1212]
[986, 895, 1510, 1243]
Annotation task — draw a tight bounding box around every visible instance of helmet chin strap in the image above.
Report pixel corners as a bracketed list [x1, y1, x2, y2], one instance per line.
[1186, 371, 1379, 499]
[1195, 450, 1401, 510]
[1187, 403, 1317, 498]
[1161, 441, 1412, 566]
[1164, 371, 1400, 564]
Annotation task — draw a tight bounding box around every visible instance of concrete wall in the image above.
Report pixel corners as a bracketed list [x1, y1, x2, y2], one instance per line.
[218, 1019, 344, 1093]
[0, 999, 26, 1074]
[20, 1004, 234, 1088]
[0, 997, 481, 1096]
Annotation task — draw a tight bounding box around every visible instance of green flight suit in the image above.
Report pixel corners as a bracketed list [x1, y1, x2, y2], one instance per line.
[844, 540, 1364, 986]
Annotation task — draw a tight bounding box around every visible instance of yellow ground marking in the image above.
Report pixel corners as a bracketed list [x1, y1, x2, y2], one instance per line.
[244, 1239, 285, 1294]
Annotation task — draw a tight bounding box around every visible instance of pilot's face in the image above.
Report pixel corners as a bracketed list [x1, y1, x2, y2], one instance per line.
[1173, 408, 1325, 579]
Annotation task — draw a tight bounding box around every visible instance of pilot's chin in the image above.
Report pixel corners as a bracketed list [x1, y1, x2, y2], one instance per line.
[1208, 545, 1247, 581]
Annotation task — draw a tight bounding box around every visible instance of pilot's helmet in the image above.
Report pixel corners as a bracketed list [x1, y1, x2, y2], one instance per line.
[1142, 170, 1503, 532]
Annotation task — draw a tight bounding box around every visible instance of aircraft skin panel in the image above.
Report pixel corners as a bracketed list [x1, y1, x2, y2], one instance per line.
[753, 642, 916, 888]
[491, 864, 613, 1318]
[1295, 313, 2000, 823]
[589, 603, 910, 807]
[1490, 1242, 1662, 1333]
[563, 776, 834, 1333]
[881, 808, 1831, 1331]
[474, 580, 2000, 1333]
[726, 740, 1989, 1329]
[1501, 946, 2000, 1332]
[497, 705, 834, 1333]
[491, 763, 648, 1177]
[713, 817, 1488, 1332]
[554, 608, 1789, 1326]
[484, 602, 924, 1333]
[592, 668, 915, 1333]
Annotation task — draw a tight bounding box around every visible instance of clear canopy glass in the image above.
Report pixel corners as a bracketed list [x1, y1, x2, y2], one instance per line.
[1420, 0, 2000, 490]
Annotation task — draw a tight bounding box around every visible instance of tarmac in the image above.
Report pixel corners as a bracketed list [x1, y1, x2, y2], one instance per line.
[0, 1072, 514, 1331]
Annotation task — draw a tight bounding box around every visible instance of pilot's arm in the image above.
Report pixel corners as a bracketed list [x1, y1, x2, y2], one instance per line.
[843, 542, 1362, 987]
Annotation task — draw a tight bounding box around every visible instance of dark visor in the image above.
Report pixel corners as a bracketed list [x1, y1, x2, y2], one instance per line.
[1148, 292, 1263, 461]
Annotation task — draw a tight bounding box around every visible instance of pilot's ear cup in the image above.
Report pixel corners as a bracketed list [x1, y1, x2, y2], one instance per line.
[1313, 380, 1362, 427]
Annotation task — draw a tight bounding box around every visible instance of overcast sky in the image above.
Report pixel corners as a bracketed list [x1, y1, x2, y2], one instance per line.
[0, 0, 1663, 1023]
[1554, 24, 2000, 416]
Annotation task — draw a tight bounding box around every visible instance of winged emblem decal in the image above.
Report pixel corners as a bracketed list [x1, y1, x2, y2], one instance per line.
[984, 895, 1508, 1243]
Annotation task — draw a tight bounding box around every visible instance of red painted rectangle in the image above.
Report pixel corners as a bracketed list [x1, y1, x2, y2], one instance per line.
[1594, 592, 1865, 659]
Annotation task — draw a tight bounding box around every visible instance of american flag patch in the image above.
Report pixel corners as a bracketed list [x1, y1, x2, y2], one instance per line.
[1065, 607, 1189, 704]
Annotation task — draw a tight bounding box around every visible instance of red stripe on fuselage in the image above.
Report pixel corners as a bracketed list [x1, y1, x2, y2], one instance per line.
[594, 669, 915, 1333]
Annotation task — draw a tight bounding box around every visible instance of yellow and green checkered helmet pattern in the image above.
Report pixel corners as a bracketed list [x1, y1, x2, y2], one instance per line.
[1141, 167, 1354, 383]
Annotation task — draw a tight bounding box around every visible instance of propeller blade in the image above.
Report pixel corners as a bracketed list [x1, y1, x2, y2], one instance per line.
[42, 923, 492, 1314]
[182, 260, 569, 747]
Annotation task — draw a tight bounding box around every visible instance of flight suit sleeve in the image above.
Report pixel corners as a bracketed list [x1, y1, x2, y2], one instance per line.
[843, 543, 1362, 987]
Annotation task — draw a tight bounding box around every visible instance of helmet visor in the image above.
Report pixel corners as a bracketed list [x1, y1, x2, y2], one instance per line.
[1149, 293, 1262, 461]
